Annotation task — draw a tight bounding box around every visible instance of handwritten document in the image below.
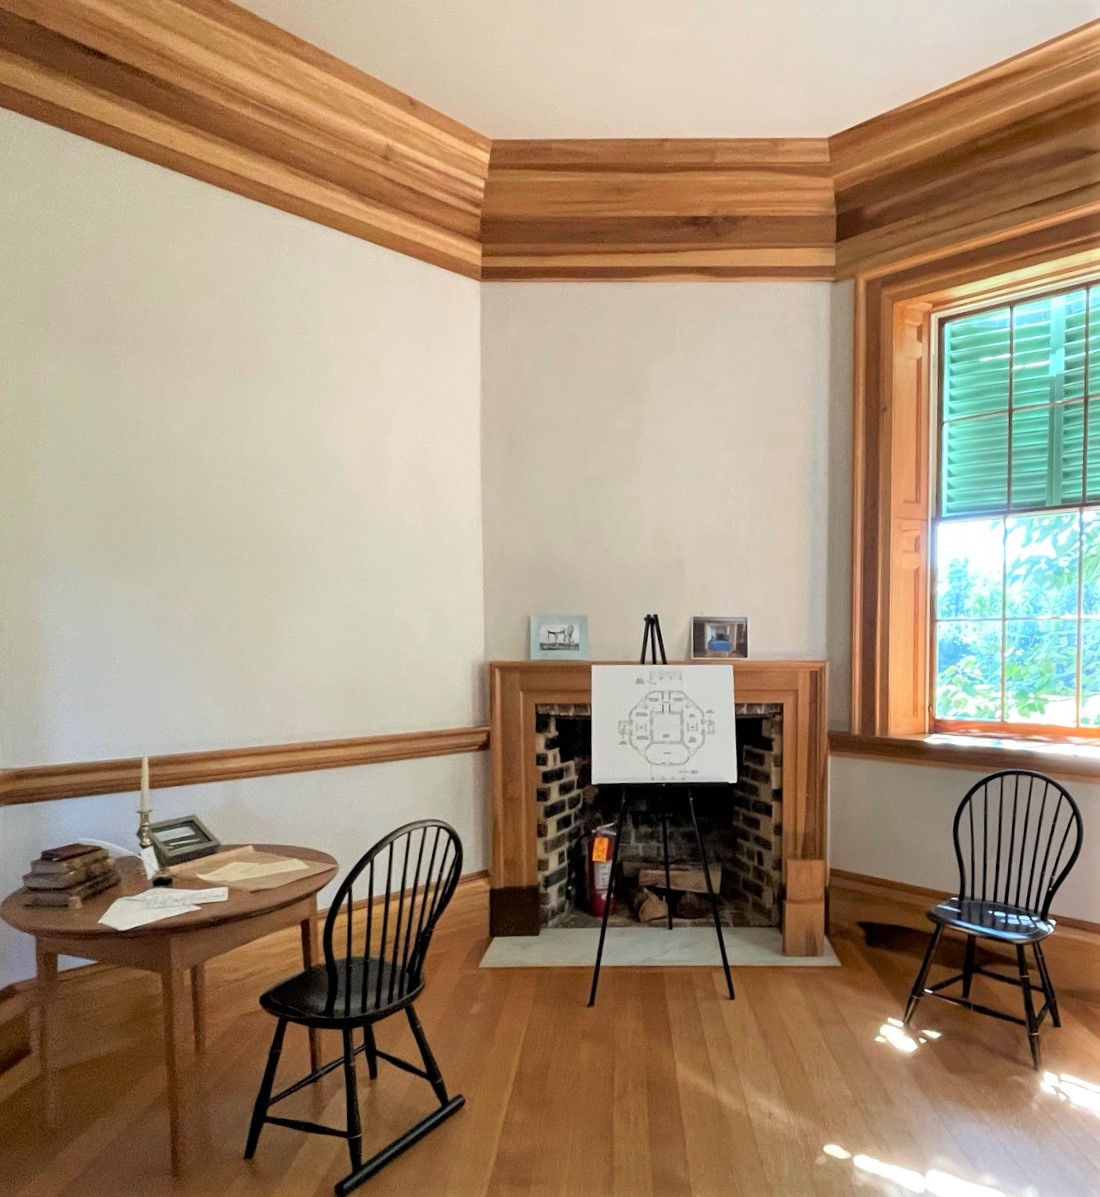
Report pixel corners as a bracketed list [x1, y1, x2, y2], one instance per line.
[196, 858, 309, 884]
[99, 887, 229, 931]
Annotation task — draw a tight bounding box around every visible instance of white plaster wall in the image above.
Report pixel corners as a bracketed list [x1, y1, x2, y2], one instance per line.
[480, 282, 837, 672]
[830, 756, 1100, 923]
[0, 111, 487, 987]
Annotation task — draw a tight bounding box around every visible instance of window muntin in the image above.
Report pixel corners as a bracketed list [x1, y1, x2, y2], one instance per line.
[934, 282, 1100, 733]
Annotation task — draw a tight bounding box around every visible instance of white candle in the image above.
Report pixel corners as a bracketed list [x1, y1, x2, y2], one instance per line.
[139, 755, 150, 814]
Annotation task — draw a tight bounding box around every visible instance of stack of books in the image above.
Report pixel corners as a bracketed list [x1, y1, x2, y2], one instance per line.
[22, 843, 121, 908]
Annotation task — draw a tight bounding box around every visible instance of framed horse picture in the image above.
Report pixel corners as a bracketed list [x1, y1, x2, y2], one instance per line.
[529, 614, 589, 660]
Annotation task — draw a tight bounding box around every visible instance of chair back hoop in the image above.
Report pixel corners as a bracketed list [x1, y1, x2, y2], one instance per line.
[320, 820, 463, 1017]
[951, 770, 1083, 919]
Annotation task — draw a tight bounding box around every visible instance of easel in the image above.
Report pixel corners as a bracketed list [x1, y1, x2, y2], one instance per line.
[587, 615, 736, 1006]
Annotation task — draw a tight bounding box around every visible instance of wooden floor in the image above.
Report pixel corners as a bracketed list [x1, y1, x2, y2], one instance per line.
[2, 879, 1100, 1197]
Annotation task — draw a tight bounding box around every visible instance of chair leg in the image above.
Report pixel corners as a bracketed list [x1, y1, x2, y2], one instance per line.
[904, 925, 944, 1026]
[362, 1024, 379, 1080]
[1034, 942, 1060, 1028]
[961, 934, 977, 999]
[342, 1029, 363, 1170]
[406, 1004, 449, 1106]
[1017, 946, 1042, 1071]
[244, 1018, 287, 1159]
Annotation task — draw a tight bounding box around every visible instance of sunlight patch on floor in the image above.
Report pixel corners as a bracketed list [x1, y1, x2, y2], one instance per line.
[1040, 1071, 1100, 1116]
[821, 1143, 1035, 1196]
[875, 1016, 942, 1054]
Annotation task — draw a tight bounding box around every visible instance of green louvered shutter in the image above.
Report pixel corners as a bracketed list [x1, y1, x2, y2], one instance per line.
[940, 286, 1097, 518]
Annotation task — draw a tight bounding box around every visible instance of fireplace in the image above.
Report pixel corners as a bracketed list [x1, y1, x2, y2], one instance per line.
[488, 659, 828, 955]
[534, 704, 785, 930]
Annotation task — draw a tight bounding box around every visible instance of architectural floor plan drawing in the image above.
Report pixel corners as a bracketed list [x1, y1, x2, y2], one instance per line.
[591, 665, 737, 784]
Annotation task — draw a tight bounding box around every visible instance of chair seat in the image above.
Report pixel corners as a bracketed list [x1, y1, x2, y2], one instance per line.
[260, 957, 423, 1025]
[928, 898, 1054, 944]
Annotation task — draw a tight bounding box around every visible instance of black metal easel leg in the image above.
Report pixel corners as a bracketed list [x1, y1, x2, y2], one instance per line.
[588, 787, 628, 1008]
[660, 801, 674, 930]
[687, 789, 734, 1000]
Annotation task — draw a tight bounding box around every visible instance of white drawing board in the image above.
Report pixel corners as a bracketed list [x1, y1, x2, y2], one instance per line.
[591, 664, 737, 785]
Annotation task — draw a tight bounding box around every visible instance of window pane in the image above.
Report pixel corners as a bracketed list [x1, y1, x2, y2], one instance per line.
[1004, 512, 1080, 618]
[943, 307, 1010, 421]
[1088, 398, 1100, 502]
[1010, 404, 1084, 508]
[1089, 286, 1100, 397]
[1004, 619, 1078, 725]
[1084, 510, 1100, 616]
[935, 621, 1003, 722]
[935, 519, 1003, 620]
[941, 413, 1008, 516]
[1012, 292, 1086, 408]
[1059, 401, 1086, 506]
[1081, 620, 1100, 727]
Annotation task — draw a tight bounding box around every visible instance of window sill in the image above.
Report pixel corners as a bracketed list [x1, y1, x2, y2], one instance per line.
[829, 731, 1100, 783]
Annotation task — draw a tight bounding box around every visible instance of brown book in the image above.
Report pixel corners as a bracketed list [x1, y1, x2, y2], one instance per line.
[23, 858, 115, 891]
[40, 842, 104, 862]
[21, 868, 120, 908]
[30, 847, 109, 875]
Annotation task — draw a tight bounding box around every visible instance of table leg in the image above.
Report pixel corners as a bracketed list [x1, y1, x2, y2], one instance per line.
[35, 943, 59, 1126]
[301, 903, 321, 1071]
[162, 966, 192, 1175]
[191, 964, 206, 1054]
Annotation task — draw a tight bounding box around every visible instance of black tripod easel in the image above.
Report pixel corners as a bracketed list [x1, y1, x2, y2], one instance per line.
[587, 615, 735, 1007]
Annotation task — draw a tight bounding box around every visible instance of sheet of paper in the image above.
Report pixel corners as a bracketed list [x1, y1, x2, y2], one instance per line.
[140, 846, 160, 880]
[99, 897, 201, 930]
[195, 857, 309, 883]
[591, 664, 738, 784]
[126, 886, 228, 906]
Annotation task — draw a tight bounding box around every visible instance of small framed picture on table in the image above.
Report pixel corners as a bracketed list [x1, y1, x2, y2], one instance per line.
[529, 615, 589, 660]
[691, 615, 748, 659]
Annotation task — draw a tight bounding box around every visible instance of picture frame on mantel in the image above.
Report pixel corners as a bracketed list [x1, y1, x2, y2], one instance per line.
[529, 614, 589, 660]
[691, 615, 748, 659]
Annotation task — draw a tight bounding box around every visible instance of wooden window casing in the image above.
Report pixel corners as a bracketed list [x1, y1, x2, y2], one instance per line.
[849, 217, 1100, 742]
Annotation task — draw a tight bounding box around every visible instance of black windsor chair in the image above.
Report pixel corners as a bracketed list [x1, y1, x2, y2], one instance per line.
[903, 770, 1083, 1070]
[244, 820, 464, 1195]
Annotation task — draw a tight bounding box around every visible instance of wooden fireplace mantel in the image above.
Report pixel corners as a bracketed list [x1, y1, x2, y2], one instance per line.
[487, 659, 828, 955]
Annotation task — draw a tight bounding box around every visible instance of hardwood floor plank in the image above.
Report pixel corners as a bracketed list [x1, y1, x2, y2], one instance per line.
[3, 878, 1100, 1196]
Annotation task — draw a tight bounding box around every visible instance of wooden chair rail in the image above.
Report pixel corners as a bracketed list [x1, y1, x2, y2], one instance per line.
[0, 726, 490, 807]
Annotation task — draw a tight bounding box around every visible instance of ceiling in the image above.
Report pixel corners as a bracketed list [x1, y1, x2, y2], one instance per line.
[239, 0, 1095, 139]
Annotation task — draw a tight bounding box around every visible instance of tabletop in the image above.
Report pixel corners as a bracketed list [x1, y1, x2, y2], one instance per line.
[1, 844, 339, 940]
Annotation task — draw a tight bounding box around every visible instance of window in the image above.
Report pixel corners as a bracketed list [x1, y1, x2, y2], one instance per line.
[933, 283, 1100, 734]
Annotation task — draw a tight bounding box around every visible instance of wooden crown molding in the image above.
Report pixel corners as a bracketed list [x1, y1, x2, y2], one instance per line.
[481, 138, 836, 281]
[830, 19, 1100, 279]
[0, 725, 490, 807]
[0, 2, 1094, 282]
[0, 0, 490, 278]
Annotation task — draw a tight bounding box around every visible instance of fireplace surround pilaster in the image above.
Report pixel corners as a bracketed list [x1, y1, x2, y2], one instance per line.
[488, 660, 828, 955]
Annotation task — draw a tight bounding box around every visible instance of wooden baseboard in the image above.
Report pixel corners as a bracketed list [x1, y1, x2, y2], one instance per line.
[830, 868, 1100, 939]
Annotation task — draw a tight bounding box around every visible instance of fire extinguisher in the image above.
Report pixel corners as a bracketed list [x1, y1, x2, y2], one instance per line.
[586, 824, 618, 918]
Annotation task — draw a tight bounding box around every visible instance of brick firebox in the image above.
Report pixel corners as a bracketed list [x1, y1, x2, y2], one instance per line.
[533, 704, 785, 927]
